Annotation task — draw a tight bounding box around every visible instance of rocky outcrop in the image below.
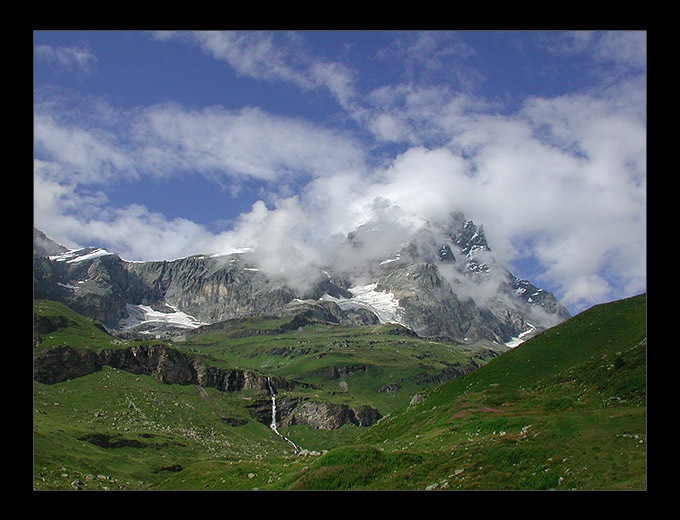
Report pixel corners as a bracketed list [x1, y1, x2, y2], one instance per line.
[281, 299, 379, 327]
[33, 345, 102, 385]
[33, 343, 295, 394]
[244, 397, 382, 430]
[279, 401, 382, 430]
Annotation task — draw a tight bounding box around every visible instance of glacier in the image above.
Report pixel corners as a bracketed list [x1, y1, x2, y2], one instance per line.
[117, 303, 207, 332]
[321, 283, 406, 326]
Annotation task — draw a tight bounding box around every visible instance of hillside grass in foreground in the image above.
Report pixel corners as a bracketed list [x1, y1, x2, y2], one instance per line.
[33, 295, 646, 490]
[282, 294, 647, 490]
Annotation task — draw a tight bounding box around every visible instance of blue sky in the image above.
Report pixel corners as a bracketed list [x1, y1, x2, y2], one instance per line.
[33, 30, 646, 314]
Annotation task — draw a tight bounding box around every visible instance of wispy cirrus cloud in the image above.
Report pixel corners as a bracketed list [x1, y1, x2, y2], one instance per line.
[153, 31, 358, 109]
[34, 42, 97, 74]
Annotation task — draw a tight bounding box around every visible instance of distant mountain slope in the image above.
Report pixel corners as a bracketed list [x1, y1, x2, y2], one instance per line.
[33, 212, 570, 344]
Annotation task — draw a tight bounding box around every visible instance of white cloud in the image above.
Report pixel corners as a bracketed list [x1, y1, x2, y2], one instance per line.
[76, 204, 214, 262]
[33, 111, 134, 185]
[35, 85, 645, 311]
[559, 274, 613, 308]
[188, 31, 310, 87]
[34, 164, 214, 261]
[154, 31, 358, 108]
[34, 32, 645, 313]
[558, 31, 646, 71]
[35, 96, 364, 185]
[34, 97, 366, 265]
[294, 86, 644, 311]
[135, 103, 365, 181]
[34, 43, 97, 74]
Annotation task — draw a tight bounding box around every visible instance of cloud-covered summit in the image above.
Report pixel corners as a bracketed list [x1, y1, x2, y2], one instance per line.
[33, 31, 646, 314]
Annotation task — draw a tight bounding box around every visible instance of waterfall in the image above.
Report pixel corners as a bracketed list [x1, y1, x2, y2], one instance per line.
[267, 378, 300, 454]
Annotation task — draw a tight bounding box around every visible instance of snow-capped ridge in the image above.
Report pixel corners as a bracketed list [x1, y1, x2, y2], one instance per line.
[49, 247, 114, 264]
[34, 212, 571, 343]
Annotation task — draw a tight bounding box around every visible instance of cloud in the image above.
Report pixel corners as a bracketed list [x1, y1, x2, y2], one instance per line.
[35, 86, 645, 311]
[34, 159, 213, 260]
[300, 86, 644, 311]
[34, 95, 364, 185]
[153, 31, 358, 108]
[556, 31, 646, 71]
[376, 32, 481, 92]
[136, 103, 365, 181]
[34, 43, 97, 74]
[34, 31, 645, 313]
[33, 96, 366, 264]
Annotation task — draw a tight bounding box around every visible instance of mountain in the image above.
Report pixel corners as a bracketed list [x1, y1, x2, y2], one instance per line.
[33, 212, 569, 346]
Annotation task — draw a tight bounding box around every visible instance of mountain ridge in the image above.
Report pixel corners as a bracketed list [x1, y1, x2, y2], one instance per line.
[33, 212, 570, 345]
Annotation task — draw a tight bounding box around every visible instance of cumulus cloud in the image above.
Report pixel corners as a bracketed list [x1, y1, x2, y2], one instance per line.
[33, 97, 365, 263]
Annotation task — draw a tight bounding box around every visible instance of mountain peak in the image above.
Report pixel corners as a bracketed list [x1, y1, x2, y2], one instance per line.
[34, 228, 69, 257]
[33, 212, 570, 346]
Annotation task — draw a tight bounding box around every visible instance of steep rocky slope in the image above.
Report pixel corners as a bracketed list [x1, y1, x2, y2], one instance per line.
[33, 212, 569, 344]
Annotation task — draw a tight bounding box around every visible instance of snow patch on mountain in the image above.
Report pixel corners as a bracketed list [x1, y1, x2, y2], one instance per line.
[49, 248, 113, 263]
[504, 323, 537, 348]
[117, 303, 207, 331]
[321, 283, 405, 325]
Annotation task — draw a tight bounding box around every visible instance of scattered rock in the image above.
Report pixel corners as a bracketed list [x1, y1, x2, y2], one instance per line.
[221, 417, 248, 426]
[152, 464, 183, 474]
[378, 383, 401, 393]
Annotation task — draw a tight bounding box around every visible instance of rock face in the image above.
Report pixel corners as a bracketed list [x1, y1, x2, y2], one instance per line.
[33, 343, 381, 430]
[33, 343, 294, 393]
[33, 344, 102, 385]
[324, 212, 571, 343]
[280, 401, 382, 430]
[246, 396, 382, 430]
[33, 212, 570, 344]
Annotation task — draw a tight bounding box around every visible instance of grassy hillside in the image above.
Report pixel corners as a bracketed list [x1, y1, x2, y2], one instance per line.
[33, 299, 120, 352]
[179, 317, 500, 414]
[33, 294, 646, 490]
[32, 299, 497, 490]
[281, 294, 647, 490]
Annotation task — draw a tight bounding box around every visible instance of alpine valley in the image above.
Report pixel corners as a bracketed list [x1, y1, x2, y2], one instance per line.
[32, 213, 646, 490]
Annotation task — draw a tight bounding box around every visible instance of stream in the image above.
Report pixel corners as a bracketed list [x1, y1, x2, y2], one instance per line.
[267, 378, 300, 454]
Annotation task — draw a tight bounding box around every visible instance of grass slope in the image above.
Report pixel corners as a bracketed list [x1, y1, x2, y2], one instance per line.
[32, 299, 495, 490]
[180, 318, 499, 414]
[284, 294, 647, 490]
[33, 295, 646, 490]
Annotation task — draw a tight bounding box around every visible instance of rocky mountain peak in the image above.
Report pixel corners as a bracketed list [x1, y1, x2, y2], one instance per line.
[34, 211, 570, 347]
